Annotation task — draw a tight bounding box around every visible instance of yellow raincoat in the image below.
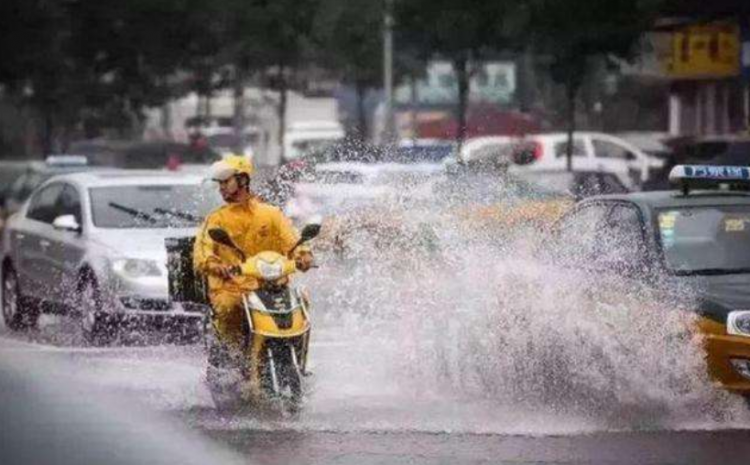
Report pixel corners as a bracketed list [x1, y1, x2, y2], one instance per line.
[193, 197, 306, 347]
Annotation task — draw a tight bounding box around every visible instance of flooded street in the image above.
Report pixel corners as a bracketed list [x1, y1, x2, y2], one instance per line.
[3, 322, 750, 465]
[3, 204, 750, 464]
[4, 246, 750, 465]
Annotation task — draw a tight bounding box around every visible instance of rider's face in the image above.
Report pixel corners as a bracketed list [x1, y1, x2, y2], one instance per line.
[218, 176, 241, 202]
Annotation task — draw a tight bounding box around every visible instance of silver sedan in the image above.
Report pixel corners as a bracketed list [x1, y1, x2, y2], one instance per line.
[1, 171, 221, 344]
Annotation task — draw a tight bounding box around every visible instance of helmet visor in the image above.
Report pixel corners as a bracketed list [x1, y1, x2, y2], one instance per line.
[208, 161, 236, 182]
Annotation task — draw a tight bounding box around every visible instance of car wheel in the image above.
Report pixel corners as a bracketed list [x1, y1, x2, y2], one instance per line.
[78, 276, 114, 346]
[2, 266, 39, 331]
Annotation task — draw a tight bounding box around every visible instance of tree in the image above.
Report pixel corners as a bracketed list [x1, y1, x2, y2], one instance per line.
[0, 0, 221, 152]
[527, 0, 661, 170]
[220, 0, 320, 162]
[395, 0, 522, 149]
[314, 0, 384, 141]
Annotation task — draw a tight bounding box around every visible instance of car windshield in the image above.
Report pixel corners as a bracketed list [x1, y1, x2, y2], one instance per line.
[657, 205, 750, 275]
[90, 184, 221, 229]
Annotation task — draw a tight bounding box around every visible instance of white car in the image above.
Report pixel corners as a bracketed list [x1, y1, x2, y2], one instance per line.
[283, 121, 345, 161]
[512, 132, 664, 189]
[458, 136, 515, 163]
[284, 162, 440, 223]
[1, 171, 222, 344]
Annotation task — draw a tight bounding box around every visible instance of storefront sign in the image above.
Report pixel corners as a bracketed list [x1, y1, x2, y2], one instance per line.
[665, 22, 740, 79]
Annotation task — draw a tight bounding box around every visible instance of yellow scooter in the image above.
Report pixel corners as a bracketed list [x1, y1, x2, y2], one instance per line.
[204, 224, 320, 413]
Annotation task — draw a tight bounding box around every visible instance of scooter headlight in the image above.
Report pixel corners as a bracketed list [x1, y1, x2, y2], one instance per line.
[727, 311, 750, 337]
[257, 260, 283, 281]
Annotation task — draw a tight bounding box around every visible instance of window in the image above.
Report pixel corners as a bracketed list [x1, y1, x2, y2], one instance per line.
[592, 139, 636, 161]
[58, 185, 82, 224]
[593, 204, 646, 271]
[657, 206, 750, 274]
[89, 184, 220, 229]
[554, 140, 586, 158]
[553, 202, 611, 263]
[27, 184, 64, 224]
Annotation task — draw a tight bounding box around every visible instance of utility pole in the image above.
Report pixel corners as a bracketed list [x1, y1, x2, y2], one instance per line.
[383, 0, 395, 143]
[742, 19, 750, 132]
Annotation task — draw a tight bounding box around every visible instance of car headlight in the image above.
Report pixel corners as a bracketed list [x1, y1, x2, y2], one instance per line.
[112, 259, 162, 279]
[257, 260, 283, 281]
[727, 311, 750, 337]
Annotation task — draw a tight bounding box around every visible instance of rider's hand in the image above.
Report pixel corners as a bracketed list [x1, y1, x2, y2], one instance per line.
[217, 265, 239, 280]
[295, 251, 314, 272]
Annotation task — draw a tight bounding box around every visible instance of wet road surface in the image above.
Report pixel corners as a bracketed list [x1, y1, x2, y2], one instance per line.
[3, 323, 750, 465]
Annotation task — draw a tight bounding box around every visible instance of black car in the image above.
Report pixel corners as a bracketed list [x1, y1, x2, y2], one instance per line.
[642, 136, 750, 191]
[550, 165, 750, 400]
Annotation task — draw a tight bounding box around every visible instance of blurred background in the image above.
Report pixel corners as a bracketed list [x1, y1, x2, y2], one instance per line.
[4, 3, 750, 464]
[0, 0, 747, 166]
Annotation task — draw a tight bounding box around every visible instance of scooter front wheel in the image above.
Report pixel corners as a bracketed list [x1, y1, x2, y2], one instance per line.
[263, 342, 304, 412]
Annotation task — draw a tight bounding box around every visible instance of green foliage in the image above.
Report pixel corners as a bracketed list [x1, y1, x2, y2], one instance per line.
[396, 0, 521, 61]
[314, 0, 383, 88]
[525, 0, 661, 168]
[528, 0, 661, 89]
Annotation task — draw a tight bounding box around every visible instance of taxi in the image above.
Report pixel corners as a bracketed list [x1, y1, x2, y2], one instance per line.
[550, 165, 750, 399]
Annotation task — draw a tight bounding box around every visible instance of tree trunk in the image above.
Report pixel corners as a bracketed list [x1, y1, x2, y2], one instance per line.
[195, 93, 202, 118]
[204, 92, 212, 120]
[42, 110, 54, 155]
[455, 56, 470, 152]
[565, 81, 577, 172]
[233, 66, 246, 136]
[277, 66, 288, 164]
[161, 103, 173, 140]
[410, 73, 419, 142]
[355, 81, 368, 142]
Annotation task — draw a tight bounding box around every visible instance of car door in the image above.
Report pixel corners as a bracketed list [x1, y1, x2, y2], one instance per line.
[45, 184, 87, 306]
[14, 183, 65, 302]
[590, 135, 644, 188]
[550, 136, 591, 171]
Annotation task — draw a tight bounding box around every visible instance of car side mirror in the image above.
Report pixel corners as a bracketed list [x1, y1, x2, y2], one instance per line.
[626, 152, 637, 161]
[208, 228, 246, 261]
[300, 223, 322, 242]
[53, 214, 81, 233]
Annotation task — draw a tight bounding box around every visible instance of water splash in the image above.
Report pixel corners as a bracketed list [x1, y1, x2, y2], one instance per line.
[303, 181, 750, 433]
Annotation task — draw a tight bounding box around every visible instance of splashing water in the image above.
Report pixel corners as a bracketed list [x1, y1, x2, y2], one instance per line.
[301, 180, 750, 433]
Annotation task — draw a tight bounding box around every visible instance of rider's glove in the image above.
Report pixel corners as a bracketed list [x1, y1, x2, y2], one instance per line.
[295, 250, 314, 272]
[216, 265, 241, 280]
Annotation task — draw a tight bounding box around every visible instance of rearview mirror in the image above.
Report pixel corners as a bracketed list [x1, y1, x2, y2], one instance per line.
[208, 228, 246, 261]
[208, 228, 234, 247]
[53, 215, 81, 233]
[300, 223, 321, 242]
